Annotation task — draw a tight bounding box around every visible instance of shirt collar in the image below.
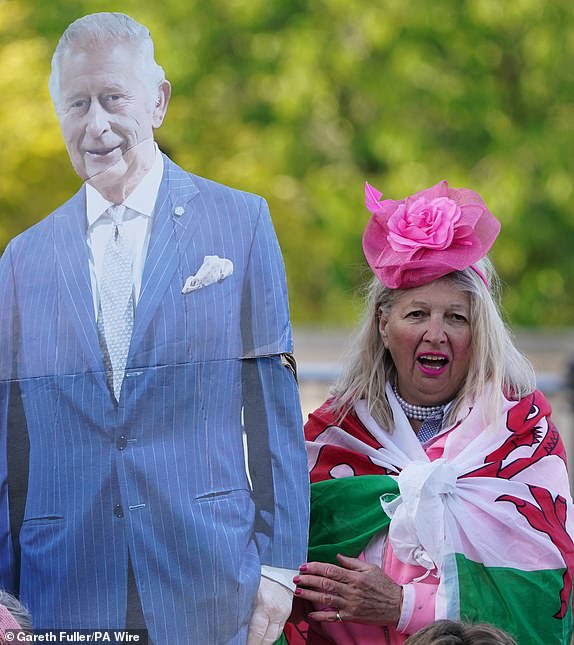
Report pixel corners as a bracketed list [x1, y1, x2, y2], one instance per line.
[86, 144, 164, 227]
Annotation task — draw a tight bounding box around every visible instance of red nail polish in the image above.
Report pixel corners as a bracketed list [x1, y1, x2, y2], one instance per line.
[294, 588, 302, 595]
[299, 564, 308, 572]
[292, 575, 300, 584]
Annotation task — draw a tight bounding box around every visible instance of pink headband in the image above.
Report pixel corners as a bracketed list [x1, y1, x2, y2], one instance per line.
[362, 180, 500, 289]
[469, 264, 489, 288]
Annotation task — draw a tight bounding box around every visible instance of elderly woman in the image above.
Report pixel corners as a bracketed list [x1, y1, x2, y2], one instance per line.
[284, 182, 574, 645]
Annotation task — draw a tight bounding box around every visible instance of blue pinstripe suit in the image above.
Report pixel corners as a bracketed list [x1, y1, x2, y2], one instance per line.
[0, 155, 309, 644]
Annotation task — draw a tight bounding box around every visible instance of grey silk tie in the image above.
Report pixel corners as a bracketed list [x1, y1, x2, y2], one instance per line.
[99, 204, 134, 401]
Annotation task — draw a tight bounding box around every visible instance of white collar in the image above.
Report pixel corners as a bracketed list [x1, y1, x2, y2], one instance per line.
[86, 144, 164, 226]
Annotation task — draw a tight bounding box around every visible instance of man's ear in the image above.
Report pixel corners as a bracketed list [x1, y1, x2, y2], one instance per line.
[152, 80, 171, 128]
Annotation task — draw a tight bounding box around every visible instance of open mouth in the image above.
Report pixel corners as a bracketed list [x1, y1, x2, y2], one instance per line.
[417, 354, 449, 371]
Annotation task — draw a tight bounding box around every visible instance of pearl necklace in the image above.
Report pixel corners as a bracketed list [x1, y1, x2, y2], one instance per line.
[392, 385, 445, 421]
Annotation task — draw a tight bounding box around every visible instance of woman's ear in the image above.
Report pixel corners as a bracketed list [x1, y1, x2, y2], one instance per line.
[378, 306, 389, 348]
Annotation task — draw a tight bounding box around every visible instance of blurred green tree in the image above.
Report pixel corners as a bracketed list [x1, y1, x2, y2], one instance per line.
[1, 0, 573, 325]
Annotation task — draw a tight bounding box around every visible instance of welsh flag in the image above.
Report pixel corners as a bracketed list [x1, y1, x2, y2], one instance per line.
[282, 388, 574, 645]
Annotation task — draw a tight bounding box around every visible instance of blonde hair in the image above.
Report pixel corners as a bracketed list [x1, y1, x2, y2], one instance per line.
[404, 619, 518, 645]
[331, 258, 535, 429]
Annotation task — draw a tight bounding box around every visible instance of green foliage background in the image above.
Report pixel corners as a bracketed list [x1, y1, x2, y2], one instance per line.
[1, 0, 573, 326]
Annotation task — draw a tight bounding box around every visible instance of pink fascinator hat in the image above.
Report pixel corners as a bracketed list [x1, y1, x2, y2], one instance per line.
[362, 180, 501, 289]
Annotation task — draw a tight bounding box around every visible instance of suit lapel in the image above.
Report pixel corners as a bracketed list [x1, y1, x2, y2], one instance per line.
[129, 156, 200, 356]
[53, 187, 106, 377]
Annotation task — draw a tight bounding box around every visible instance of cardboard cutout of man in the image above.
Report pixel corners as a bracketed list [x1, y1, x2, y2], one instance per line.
[0, 12, 309, 645]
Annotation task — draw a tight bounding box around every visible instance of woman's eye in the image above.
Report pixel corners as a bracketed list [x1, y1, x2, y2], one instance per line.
[406, 310, 425, 319]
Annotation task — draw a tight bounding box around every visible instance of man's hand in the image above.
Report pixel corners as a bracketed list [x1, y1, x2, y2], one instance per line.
[247, 576, 293, 645]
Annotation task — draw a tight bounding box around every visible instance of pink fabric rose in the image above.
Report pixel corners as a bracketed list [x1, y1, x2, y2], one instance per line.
[387, 197, 462, 252]
[362, 180, 500, 289]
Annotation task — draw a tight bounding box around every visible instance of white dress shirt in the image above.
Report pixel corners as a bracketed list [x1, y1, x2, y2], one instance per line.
[86, 146, 164, 318]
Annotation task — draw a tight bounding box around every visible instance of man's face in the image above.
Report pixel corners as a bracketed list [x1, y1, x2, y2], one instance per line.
[58, 41, 169, 200]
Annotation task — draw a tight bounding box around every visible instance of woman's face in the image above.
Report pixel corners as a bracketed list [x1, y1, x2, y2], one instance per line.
[379, 277, 472, 406]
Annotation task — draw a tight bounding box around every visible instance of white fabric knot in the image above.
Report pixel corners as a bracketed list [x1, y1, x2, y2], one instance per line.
[381, 458, 458, 573]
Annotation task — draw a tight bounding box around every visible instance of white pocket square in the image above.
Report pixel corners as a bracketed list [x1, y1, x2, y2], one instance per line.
[182, 255, 234, 294]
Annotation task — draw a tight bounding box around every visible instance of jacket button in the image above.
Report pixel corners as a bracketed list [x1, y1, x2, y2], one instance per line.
[113, 504, 124, 518]
[116, 435, 128, 450]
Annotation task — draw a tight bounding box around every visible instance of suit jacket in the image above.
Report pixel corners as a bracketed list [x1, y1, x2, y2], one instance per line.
[0, 155, 309, 644]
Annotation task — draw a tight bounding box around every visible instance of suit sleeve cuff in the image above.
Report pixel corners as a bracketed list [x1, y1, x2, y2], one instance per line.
[396, 581, 437, 634]
[261, 565, 297, 592]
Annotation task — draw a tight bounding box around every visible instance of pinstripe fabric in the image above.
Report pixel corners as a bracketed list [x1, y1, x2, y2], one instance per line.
[0, 155, 309, 644]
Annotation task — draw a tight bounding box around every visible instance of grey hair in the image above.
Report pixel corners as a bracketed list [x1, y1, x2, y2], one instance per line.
[49, 12, 166, 114]
[331, 258, 535, 429]
[0, 589, 33, 631]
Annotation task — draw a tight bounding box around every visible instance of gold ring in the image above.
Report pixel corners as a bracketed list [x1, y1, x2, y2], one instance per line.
[336, 610, 343, 622]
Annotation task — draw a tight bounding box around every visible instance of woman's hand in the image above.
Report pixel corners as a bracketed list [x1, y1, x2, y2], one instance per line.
[293, 554, 402, 625]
